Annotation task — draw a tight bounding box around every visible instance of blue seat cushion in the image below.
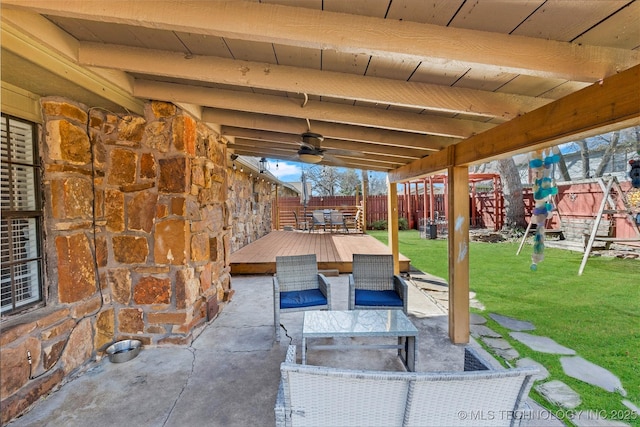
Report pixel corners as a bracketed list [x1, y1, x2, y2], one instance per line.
[280, 289, 327, 309]
[355, 289, 403, 307]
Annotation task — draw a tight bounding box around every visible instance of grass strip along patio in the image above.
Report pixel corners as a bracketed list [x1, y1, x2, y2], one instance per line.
[369, 230, 639, 426]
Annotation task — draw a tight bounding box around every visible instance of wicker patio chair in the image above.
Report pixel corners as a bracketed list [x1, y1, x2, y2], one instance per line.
[349, 254, 408, 313]
[273, 254, 331, 341]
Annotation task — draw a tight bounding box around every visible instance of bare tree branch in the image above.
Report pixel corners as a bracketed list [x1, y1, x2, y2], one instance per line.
[594, 131, 620, 177]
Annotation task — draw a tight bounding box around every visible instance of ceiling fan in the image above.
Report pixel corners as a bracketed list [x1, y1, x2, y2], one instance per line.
[297, 132, 326, 164]
[296, 131, 364, 165]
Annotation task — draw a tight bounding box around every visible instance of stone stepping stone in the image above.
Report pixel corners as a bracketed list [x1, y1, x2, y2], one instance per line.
[536, 380, 581, 409]
[510, 332, 576, 355]
[470, 324, 501, 338]
[489, 313, 535, 331]
[481, 337, 519, 360]
[570, 411, 630, 427]
[516, 357, 549, 381]
[470, 300, 485, 311]
[560, 356, 626, 396]
[469, 313, 486, 325]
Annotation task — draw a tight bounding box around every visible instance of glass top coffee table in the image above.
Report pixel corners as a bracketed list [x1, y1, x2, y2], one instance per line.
[302, 310, 418, 371]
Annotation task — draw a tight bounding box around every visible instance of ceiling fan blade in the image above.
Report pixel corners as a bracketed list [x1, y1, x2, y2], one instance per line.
[325, 148, 365, 157]
[323, 153, 346, 166]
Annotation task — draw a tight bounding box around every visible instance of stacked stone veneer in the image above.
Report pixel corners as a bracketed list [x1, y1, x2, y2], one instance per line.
[228, 167, 275, 251]
[0, 99, 257, 423]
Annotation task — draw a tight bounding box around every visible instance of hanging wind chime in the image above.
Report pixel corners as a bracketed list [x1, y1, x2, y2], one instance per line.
[528, 148, 560, 271]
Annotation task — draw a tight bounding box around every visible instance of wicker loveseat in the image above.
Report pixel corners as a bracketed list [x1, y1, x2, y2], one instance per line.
[275, 345, 538, 427]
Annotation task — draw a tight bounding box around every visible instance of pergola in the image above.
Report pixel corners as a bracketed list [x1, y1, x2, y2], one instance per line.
[2, 0, 639, 344]
[403, 173, 503, 231]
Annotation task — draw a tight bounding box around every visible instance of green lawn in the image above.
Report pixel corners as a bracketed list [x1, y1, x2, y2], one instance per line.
[369, 230, 639, 426]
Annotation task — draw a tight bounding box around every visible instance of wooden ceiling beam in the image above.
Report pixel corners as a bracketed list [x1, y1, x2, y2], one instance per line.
[6, 0, 637, 82]
[208, 109, 455, 150]
[135, 79, 493, 138]
[221, 127, 427, 159]
[228, 146, 397, 172]
[82, 42, 549, 120]
[389, 64, 640, 183]
[221, 127, 302, 144]
[230, 138, 409, 165]
[0, 10, 144, 115]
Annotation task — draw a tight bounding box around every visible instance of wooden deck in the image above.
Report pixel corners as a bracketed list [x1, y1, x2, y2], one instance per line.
[230, 230, 411, 275]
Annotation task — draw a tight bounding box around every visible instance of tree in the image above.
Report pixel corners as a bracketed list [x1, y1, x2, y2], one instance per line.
[367, 173, 387, 195]
[305, 165, 340, 196]
[556, 151, 571, 181]
[577, 139, 591, 178]
[337, 169, 361, 195]
[594, 131, 620, 177]
[562, 126, 639, 180]
[496, 158, 526, 229]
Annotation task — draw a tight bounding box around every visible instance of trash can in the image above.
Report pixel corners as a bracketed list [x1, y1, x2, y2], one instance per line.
[428, 222, 437, 239]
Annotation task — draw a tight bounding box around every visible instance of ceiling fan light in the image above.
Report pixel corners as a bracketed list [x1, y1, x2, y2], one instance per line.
[298, 152, 323, 163]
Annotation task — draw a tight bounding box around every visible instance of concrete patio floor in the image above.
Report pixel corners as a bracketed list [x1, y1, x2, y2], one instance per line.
[7, 274, 562, 427]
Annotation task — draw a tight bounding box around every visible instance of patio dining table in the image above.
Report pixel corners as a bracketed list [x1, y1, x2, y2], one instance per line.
[306, 210, 353, 232]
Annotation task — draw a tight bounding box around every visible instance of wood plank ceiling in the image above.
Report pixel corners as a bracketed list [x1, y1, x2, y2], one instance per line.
[2, 0, 639, 174]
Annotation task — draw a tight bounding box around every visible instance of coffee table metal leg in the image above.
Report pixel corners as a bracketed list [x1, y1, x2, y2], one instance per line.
[302, 337, 307, 364]
[406, 336, 416, 372]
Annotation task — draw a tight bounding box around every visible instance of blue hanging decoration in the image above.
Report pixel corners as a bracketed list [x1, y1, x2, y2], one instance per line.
[528, 148, 560, 271]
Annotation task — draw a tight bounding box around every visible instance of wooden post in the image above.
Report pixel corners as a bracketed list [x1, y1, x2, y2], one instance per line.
[493, 176, 498, 230]
[361, 170, 368, 231]
[387, 178, 400, 274]
[471, 182, 477, 228]
[448, 166, 470, 344]
[444, 175, 449, 221]
[429, 176, 435, 221]
[406, 181, 413, 229]
[423, 178, 428, 231]
[274, 184, 279, 230]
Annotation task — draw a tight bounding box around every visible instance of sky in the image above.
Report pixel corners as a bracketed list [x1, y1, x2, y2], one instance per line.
[265, 159, 388, 184]
[265, 160, 304, 182]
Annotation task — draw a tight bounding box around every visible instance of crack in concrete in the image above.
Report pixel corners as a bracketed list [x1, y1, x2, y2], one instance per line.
[161, 347, 196, 427]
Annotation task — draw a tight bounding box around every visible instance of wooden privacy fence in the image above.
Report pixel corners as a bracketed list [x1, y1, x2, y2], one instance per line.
[278, 196, 360, 231]
[276, 192, 504, 231]
[276, 179, 639, 247]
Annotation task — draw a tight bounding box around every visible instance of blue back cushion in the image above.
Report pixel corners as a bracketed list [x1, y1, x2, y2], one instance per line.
[355, 289, 403, 307]
[280, 289, 327, 309]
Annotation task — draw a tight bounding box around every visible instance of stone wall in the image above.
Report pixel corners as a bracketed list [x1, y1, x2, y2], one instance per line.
[0, 99, 245, 423]
[227, 168, 274, 252]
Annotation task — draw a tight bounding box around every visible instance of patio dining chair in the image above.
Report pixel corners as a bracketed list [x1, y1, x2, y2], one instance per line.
[309, 210, 326, 232]
[273, 254, 331, 341]
[349, 254, 408, 313]
[329, 210, 348, 233]
[292, 211, 308, 231]
[343, 210, 361, 233]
